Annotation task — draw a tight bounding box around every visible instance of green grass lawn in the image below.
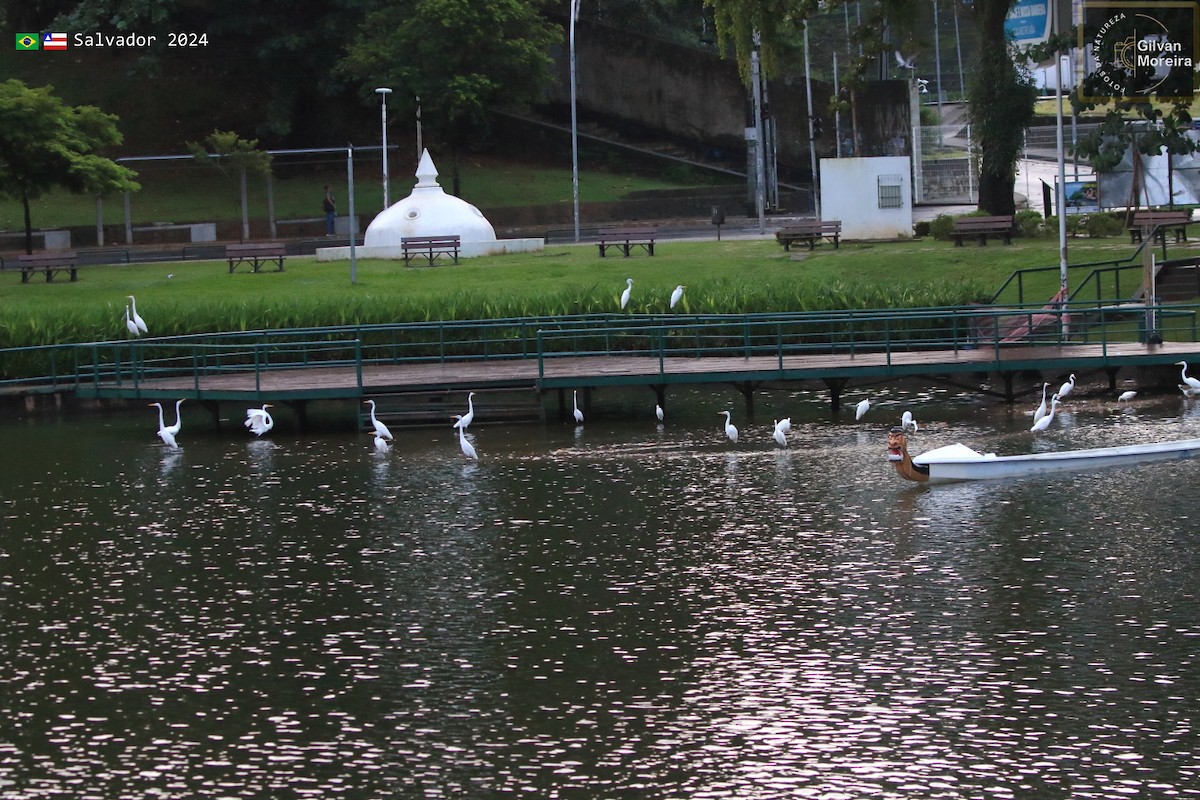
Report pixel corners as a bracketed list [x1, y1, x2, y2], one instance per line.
[0, 234, 1155, 351]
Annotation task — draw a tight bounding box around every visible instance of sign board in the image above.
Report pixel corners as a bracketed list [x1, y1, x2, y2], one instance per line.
[1006, 0, 1053, 44]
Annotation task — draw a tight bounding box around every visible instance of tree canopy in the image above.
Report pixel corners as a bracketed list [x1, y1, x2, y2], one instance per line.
[0, 79, 139, 253]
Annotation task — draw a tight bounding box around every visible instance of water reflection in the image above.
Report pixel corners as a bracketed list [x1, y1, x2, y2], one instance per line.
[1, 397, 1199, 797]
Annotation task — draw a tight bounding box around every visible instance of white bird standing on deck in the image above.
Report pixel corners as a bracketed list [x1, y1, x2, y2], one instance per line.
[149, 402, 179, 448]
[572, 390, 584, 424]
[900, 410, 918, 433]
[772, 419, 788, 448]
[244, 404, 274, 436]
[1032, 382, 1050, 424]
[670, 284, 686, 309]
[855, 398, 871, 421]
[364, 399, 393, 440]
[453, 392, 476, 430]
[124, 305, 140, 337]
[127, 295, 148, 334]
[1117, 390, 1137, 403]
[620, 278, 633, 310]
[1057, 373, 1076, 400]
[1176, 361, 1200, 393]
[1030, 395, 1061, 432]
[719, 410, 738, 442]
[453, 415, 478, 460]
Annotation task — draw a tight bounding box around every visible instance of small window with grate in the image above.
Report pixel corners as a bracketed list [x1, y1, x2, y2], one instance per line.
[878, 174, 904, 209]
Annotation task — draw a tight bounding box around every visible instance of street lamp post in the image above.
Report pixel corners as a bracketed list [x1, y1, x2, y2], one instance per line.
[375, 87, 392, 210]
[415, 95, 422, 159]
[569, 0, 581, 243]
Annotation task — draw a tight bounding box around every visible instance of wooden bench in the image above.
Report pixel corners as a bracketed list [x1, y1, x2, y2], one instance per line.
[775, 220, 842, 251]
[15, 251, 79, 283]
[952, 215, 1014, 246]
[401, 235, 460, 266]
[226, 242, 286, 273]
[597, 227, 657, 257]
[1128, 210, 1191, 244]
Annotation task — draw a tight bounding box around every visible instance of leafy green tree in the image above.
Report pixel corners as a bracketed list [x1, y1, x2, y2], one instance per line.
[338, 0, 561, 191]
[0, 79, 139, 253]
[187, 130, 273, 241]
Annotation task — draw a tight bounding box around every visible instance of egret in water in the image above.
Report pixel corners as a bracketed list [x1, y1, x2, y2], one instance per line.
[149, 402, 179, 448]
[1057, 373, 1076, 400]
[127, 295, 148, 334]
[855, 398, 871, 420]
[157, 398, 184, 437]
[620, 278, 633, 310]
[364, 399, 393, 440]
[772, 419, 788, 448]
[1181, 384, 1200, 398]
[670, 284, 685, 309]
[776, 417, 792, 434]
[655, 404, 664, 422]
[1176, 361, 1200, 393]
[1030, 395, 1061, 432]
[719, 410, 738, 442]
[453, 415, 478, 460]
[572, 390, 585, 424]
[453, 392, 476, 429]
[124, 305, 140, 337]
[373, 433, 390, 453]
[900, 410, 918, 433]
[244, 404, 274, 436]
[1117, 390, 1137, 403]
[1032, 382, 1051, 424]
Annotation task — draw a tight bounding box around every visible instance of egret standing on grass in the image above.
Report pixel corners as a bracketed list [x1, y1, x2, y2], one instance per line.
[572, 390, 584, 424]
[1176, 361, 1200, 393]
[719, 410, 738, 442]
[1057, 373, 1076, 400]
[1031, 395, 1061, 432]
[149, 402, 179, 448]
[244, 404, 274, 436]
[124, 306, 140, 337]
[670, 284, 685, 309]
[127, 295, 148, 335]
[620, 278, 633, 310]
[453, 415, 478, 460]
[364, 399, 393, 440]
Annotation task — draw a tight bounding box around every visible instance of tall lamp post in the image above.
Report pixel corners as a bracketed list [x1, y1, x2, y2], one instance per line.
[415, 95, 422, 159]
[375, 87, 392, 210]
[569, 0, 581, 243]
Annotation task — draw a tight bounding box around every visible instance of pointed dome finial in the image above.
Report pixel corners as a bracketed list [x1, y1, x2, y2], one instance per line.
[415, 148, 439, 189]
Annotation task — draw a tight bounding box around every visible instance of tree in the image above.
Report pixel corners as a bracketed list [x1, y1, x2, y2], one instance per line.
[187, 131, 274, 242]
[338, 0, 561, 192]
[0, 79, 139, 254]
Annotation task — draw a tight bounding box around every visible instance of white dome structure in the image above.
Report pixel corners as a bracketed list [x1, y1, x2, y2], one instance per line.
[364, 149, 497, 246]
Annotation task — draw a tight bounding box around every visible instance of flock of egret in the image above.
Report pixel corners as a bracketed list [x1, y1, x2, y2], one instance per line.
[618, 279, 686, 310]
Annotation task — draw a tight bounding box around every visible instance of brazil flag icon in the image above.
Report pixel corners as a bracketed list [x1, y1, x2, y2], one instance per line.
[16, 33, 40, 50]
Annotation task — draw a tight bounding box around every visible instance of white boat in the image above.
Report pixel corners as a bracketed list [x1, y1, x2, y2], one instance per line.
[887, 427, 1200, 484]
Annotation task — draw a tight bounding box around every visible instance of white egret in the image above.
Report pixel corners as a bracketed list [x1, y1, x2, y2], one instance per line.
[572, 390, 584, 424]
[1176, 361, 1200, 392]
[149, 402, 179, 448]
[453, 415, 478, 460]
[364, 399, 393, 440]
[1030, 395, 1061, 432]
[159, 398, 184, 437]
[127, 295, 148, 334]
[373, 433, 390, 453]
[1117, 390, 1137, 403]
[772, 419, 788, 448]
[655, 404, 664, 422]
[453, 391, 476, 429]
[124, 305, 140, 337]
[855, 398, 871, 421]
[244, 404, 274, 436]
[900, 410, 918, 433]
[777, 417, 792, 434]
[670, 284, 685, 309]
[620, 278, 633, 310]
[1032, 382, 1050, 424]
[719, 410, 738, 442]
[1180, 384, 1200, 398]
[1057, 373, 1076, 400]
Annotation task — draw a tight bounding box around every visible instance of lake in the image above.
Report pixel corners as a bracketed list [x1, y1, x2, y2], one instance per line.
[2, 385, 1198, 798]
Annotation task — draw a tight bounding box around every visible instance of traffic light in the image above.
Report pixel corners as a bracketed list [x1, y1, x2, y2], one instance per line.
[812, 116, 823, 139]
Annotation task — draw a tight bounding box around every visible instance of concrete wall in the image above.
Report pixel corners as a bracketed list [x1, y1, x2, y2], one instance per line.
[820, 157, 913, 240]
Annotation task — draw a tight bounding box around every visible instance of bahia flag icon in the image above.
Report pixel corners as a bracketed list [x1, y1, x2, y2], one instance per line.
[15, 33, 40, 50]
[43, 32, 68, 50]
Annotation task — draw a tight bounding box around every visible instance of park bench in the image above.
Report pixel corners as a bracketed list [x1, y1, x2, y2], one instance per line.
[597, 227, 657, 257]
[401, 235, 461, 266]
[775, 220, 843, 251]
[952, 215, 1014, 246]
[1128, 210, 1191, 244]
[15, 251, 79, 283]
[226, 242, 286, 273]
